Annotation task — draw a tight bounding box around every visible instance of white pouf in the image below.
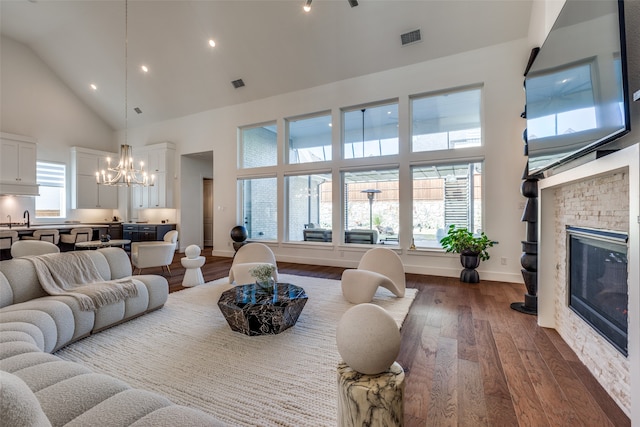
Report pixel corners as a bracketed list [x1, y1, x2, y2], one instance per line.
[336, 303, 401, 375]
[181, 245, 205, 287]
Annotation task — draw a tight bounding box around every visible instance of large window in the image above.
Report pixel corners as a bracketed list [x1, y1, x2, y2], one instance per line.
[286, 173, 332, 242]
[237, 87, 485, 250]
[287, 113, 332, 164]
[240, 123, 277, 168]
[343, 102, 399, 159]
[412, 162, 482, 248]
[343, 169, 398, 245]
[411, 87, 482, 152]
[35, 161, 66, 218]
[239, 177, 277, 240]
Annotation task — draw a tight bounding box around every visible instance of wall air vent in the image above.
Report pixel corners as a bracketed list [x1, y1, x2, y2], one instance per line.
[400, 29, 422, 46]
[231, 79, 245, 89]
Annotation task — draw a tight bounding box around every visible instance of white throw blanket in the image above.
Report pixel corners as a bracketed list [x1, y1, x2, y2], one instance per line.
[27, 252, 139, 311]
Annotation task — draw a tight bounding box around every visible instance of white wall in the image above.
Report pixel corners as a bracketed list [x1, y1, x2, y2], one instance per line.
[124, 38, 531, 283]
[0, 36, 118, 224]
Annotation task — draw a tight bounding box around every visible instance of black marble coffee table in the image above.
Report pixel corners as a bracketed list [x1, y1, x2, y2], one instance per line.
[217, 283, 308, 336]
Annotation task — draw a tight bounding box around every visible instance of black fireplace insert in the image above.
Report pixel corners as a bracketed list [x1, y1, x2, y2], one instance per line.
[567, 226, 628, 356]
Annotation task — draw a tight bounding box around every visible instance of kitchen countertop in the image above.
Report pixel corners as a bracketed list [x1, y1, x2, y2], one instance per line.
[0, 223, 119, 232]
[123, 222, 177, 226]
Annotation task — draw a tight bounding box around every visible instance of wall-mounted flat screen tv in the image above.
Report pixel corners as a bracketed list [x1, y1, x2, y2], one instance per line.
[525, 0, 630, 176]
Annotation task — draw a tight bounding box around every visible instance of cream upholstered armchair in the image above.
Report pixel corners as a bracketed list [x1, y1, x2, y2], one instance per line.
[341, 247, 406, 304]
[228, 242, 279, 285]
[131, 230, 178, 275]
[11, 240, 60, 258]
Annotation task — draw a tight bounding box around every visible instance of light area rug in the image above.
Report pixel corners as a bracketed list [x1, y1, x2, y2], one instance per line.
[55, 274, 417, 427]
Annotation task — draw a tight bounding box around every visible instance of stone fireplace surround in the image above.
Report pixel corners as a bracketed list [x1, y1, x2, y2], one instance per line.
[538, 144, 639, 420]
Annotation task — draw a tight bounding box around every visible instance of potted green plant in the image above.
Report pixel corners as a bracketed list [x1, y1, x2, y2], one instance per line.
[439, 224, 496, 283]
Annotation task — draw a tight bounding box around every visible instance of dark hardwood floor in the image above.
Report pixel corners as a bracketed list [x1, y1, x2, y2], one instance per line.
[149, 249, 629, 426]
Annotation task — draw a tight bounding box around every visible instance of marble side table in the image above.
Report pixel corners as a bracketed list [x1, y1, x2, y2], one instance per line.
[337, 361, 404, 427]
[181, 245, 206, 287]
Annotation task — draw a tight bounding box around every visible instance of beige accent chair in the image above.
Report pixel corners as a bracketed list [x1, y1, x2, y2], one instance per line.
[10, 240, 60, 258]
[22, 229, 60, 245]
[59, 227, 92, 250]
[228, 242, 279, 285]
[131, 230, 178, 275]
[341, 247, 406, 304]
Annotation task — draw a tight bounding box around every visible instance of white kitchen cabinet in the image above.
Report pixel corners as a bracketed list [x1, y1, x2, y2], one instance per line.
[1, 135, 37, 185]
[71, 147, 119, 209]
[131, 142, 175, 209]
[0, 133, 39, 196]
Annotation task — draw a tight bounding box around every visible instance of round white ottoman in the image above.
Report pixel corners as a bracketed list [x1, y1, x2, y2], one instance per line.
[181, 245, 205, 287]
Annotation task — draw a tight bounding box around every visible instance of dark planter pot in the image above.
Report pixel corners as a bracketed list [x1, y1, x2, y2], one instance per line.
[459, 252, 481, 283]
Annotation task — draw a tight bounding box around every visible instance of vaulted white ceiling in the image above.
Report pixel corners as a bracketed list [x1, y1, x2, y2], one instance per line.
[1, 0, 533, 131]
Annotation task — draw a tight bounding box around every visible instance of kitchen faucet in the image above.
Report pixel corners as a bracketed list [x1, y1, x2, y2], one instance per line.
[23, 210, 30, 228]
[6, 215, 11, 229]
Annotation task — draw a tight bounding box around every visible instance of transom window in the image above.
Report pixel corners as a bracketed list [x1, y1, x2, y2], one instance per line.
[240, 123, 277, 169]
[343, 102, 399, 159]
[411, 87, 482, 152]
[287, 113, 332, 164]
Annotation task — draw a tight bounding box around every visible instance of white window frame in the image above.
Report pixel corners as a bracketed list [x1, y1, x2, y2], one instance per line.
[35, 161, 66, 219]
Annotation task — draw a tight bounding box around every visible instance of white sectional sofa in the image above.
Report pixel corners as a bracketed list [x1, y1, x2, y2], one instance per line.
[0, 247, 222, 426]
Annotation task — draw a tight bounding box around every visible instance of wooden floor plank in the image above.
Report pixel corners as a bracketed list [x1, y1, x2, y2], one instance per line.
[458, 358, 488, 426]
[531, 327, 615, 427]
[473, 319, 519, 426]
[427, 337, 458, 426]
[520, 348, 582, 426]
[493, 330, 550, 427]
[569, 362, 631, 427]
[457, 304, 477, 362]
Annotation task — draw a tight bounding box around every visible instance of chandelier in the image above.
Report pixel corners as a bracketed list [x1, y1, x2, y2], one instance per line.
[96, 0, 152, 188]
[96, 144, 154, 187]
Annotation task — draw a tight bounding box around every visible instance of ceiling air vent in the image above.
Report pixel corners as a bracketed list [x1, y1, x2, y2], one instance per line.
[400, 29, 422, 46]
[231, 79, 245, 89]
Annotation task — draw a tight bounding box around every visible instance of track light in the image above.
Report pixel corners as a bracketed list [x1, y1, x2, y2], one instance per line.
[303, 0, 311, 12]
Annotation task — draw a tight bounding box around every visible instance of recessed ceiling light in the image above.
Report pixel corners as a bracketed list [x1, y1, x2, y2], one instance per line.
[208, 39, 216, 48]
[90, 83, 97, 91]
[141, 65, 149, 73]
[328, 123, 332, 127]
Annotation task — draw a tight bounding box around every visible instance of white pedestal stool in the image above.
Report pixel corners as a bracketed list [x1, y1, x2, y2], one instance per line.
[181, 245, 205, 287]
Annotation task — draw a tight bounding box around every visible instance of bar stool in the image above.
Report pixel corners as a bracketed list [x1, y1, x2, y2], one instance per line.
[59, 227, 93, 251]
[0, 230, 19, 260]
[22, 229, 60, 245]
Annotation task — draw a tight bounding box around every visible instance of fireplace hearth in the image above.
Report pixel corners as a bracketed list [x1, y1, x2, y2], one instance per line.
[567, 226, 628, 355]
